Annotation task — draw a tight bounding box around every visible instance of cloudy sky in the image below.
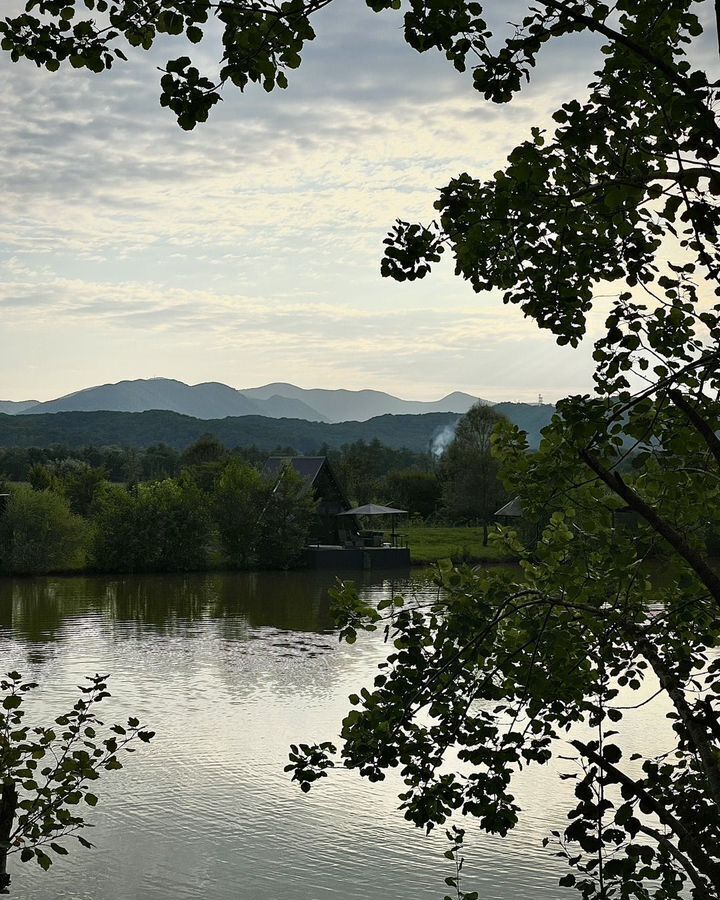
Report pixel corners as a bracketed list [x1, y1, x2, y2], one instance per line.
[0, 2, 711, 404]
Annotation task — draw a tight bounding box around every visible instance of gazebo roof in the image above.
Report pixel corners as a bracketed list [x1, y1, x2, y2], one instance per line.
[338, 503, 407, 516]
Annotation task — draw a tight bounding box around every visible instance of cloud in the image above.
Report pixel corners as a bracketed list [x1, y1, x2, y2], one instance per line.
[1, 0, 709, 401]
[0, 263, 597, 401]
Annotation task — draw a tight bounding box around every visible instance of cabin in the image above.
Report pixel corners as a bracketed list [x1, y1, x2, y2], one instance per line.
[263, 457, 410, 570]
[262, 456, 356, 546]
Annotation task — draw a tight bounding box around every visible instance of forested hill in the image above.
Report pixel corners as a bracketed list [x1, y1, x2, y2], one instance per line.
[0, 405, 555, 453]
[0, 409, 461, 453]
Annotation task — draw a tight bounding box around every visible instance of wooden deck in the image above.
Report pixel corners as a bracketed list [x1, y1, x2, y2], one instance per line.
[304, 545, 411, 570]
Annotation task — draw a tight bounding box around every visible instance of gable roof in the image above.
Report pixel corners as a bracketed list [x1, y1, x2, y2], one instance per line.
[495, 496, 524, 517]
[263, 456, 327, 484]
[263, 456, 352, 511]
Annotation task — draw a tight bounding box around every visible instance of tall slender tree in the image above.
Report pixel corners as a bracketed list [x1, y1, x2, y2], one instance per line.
[440, 404, 507, 543]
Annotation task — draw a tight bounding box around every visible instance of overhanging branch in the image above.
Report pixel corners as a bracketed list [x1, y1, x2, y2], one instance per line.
[579, 448, 720, 608]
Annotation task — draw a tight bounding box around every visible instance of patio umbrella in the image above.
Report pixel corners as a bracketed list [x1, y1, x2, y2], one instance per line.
[338, 504, 407, 516]
[338, 504, 408, 545]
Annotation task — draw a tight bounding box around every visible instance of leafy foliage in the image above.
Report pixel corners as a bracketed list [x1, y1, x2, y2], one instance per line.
[379, 469, 441, 519]
[0, 671, 153, 893]
[439, 404, 507, 539]
[0, 486, 88, 574]
[279, 3, 718, 899]
[255, 466, 317, 569]
[326, 438, 433, 506]
[91, 476, 210, 572]
[213, 457, 266, 567]
[60, 462, 108, 517]
[0, 0, 333, 129]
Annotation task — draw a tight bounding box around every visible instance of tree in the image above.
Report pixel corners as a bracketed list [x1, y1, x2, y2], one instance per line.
[255, 466, 316, 569]
[380, 469, 441, 520]
[26, 465, 59, 495]
[91, 477, 210, 572]
[89, 483, 140, 572]
[439, 404, 507, 542]
[0, 671, 154, 895]
[61, 463, 108, 517]
[141, 444, 180, 481]
[180, 434, 228, 493]
[5, 2, 720, 897]
[213, 458, 265, 568]
[180, 434, 226, 467]
[0, 487, 88, 575]
[328, 440, 430, 505]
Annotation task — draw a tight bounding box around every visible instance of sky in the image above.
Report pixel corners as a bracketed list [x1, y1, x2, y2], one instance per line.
[0, 2, 712, 404]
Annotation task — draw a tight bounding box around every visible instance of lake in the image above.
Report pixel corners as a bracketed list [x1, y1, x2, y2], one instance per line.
[0, 570, 678, 899]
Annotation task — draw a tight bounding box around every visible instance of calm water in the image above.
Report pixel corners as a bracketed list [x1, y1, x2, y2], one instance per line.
[0, 570, 679, 900]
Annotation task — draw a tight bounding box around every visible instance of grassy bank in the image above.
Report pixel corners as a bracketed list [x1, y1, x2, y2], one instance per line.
[405, 525, 516, 566]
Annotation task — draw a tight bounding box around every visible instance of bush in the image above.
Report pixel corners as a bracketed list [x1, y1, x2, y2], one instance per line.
[255, 468, 316, 569]
[92, 477, 210, 572]
[0, 486, 88, 574]
[213, 459, 266, 568]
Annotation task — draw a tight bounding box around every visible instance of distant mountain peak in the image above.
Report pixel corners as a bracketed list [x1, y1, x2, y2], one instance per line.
[5, 378, 492, 423]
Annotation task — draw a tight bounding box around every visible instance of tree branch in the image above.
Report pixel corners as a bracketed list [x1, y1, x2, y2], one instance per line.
[579, 448, 720, 608]
[636, 823, 709, 894]
[631, 631, 720, 810]
[571, 738, 720, 892]
[668, 389, 720, 470]
[540, 0, 716, 116]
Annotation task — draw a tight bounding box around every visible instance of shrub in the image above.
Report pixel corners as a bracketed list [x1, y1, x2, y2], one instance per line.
[0, 486, 88, 574]
[213, 459, 265, 568]
[92, 477, 210, 572]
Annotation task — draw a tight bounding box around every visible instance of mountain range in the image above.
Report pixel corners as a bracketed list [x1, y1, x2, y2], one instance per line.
[4, 378, 487, 423]
[0, 400, 39, 415]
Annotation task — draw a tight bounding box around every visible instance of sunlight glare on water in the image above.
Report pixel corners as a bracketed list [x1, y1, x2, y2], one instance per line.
[0, 571, 678, 900]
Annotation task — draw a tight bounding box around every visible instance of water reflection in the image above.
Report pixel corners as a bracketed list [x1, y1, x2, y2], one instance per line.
[0, 569, 681, 900]
[0, 570, 346, 642]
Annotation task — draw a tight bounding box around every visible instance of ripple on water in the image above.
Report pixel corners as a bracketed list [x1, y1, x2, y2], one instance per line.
[0, 570, 681, 899]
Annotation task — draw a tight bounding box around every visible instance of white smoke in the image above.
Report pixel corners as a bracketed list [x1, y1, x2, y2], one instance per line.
[431, 423, 457, 458]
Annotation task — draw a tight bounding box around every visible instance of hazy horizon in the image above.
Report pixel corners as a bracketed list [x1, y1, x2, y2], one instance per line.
[2, 375, 551, 406]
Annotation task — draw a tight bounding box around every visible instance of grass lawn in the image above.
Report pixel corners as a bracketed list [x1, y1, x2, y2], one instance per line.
[405, 525, 516, 566]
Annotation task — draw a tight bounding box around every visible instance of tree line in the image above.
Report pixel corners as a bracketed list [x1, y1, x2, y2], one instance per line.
[0, 451, 317, 575]
[0, 421, 511, 535]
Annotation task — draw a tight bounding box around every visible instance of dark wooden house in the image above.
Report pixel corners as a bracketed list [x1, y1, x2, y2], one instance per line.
[263, 456, 355, 545]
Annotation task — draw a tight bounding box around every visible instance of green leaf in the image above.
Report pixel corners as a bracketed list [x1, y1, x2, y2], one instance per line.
[35, 850, 52, 871]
